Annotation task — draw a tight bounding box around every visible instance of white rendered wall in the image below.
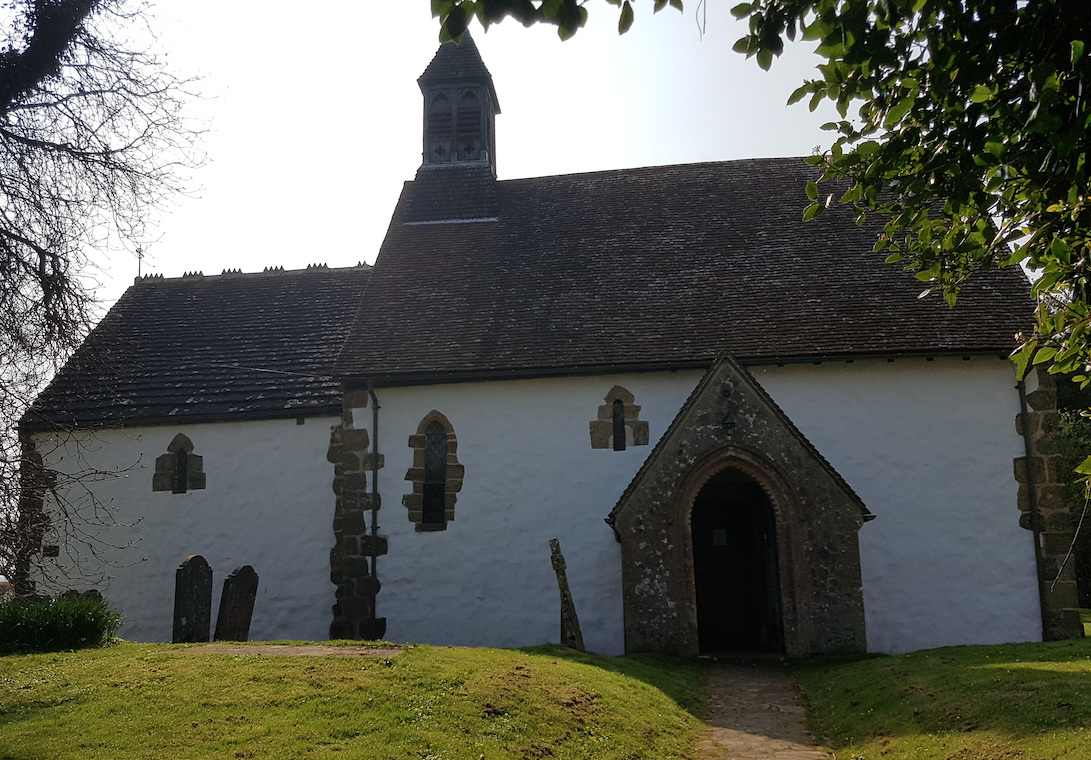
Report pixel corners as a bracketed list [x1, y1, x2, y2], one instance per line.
[34, 417, 341, 643]
[32, 359, 1041, 655]
[355, 372, 705, 655]
[752, 357, 1042, 654]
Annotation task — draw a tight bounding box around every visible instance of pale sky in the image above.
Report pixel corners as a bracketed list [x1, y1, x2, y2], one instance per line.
[88, 0, 839, 307]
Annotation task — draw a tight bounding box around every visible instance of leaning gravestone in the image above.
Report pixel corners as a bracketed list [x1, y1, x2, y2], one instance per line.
[173, 555, 212, 643]
[549, 539, 586, 652]
[213, 565, 259, 642]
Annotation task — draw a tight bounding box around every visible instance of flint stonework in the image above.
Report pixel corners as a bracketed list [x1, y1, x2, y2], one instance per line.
[213, 565, 259, 642]
[607, 357, 870, 657]
[173, 555, 212, 643]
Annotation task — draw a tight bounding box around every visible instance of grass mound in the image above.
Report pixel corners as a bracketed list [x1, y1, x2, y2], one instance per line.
[0, 593, 121, 654]
[794, 637, 1091, 760]
[0, 641, 702, 759]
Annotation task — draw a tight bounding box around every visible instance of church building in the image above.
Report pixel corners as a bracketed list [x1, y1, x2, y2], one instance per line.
[20, 35, 1080, 656]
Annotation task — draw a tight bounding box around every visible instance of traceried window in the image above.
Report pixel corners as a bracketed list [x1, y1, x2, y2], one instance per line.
[404, 411, 465, 531]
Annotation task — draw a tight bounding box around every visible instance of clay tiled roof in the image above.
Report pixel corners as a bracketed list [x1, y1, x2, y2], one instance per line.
[417, 31, 499, 109]
[25, 265, 371, 430]
[402, 164, 499, 223]
[335, 158, 1032, 383]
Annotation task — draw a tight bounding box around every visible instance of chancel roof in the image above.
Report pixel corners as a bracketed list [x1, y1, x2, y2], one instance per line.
[334, 157, 1032, 384]
[25, 265, 371, 430]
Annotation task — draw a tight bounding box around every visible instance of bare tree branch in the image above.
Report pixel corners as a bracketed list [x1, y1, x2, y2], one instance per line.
[0, 0, 202, 593]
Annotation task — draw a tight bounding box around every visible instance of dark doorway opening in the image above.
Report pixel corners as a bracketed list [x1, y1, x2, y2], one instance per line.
[691, 468, 784, 653]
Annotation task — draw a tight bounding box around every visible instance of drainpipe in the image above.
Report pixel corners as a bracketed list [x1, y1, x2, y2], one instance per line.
[1017, 377, 1049, 636]
[368, 380, 380, 580]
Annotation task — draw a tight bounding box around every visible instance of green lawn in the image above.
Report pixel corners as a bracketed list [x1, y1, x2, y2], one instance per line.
[9, 635, 1091, 760]
[794, 638, 1091, 760]
[0, 641, 704, 760]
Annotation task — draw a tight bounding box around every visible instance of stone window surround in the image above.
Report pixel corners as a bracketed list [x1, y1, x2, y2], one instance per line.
[590, 385, 649, 450]
[152, 433, 206, 494]
[403, 411, 464, 531]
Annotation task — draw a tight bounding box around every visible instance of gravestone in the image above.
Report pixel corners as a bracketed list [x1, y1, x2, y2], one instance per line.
[549, 539, 585, 652]
[173, 555, 212, 643]
[213, 565, 259, 642]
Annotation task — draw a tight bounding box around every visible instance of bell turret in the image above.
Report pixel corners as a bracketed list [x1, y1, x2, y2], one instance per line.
[403, 32, 501, 225]
[417, 31, 500, 173]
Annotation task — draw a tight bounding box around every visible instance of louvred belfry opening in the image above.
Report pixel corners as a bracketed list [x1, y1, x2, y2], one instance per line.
[401, 31, 502, 225]
[417, 31, 499, 173]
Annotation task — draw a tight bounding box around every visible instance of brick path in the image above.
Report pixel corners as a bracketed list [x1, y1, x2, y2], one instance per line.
[696, 662, 830, 760]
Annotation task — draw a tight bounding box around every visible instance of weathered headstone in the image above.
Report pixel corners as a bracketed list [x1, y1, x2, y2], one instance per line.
[173, 555, 212, 643]
[549, 538, 586, 652]
[213, 565, 259, 642]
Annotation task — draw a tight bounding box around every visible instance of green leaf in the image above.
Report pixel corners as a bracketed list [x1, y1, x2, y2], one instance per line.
[802, 203, 824, 221]
[1051, 237, 1073, 264]
[439, 2, 468, 41]
[884, 96, 915, 129]
[618, 1, 634, 33]
[1010, 340, 1037, 380]
[1075, 455, 1091, 476]
[654, 0, 667, 12]
[1034, 346, 1058, 364]
[1030, 111, 1063, 134]
[787, 83, 811, 106]
[729, 2, 752, 18]
[802, 18, 831, 41]
[669, 0, 683, 10]
[806, 181, 819, 201]
[1073, 40, 1086, 66]
[970, 85, 992, 103]
[756, 48, 773, 71]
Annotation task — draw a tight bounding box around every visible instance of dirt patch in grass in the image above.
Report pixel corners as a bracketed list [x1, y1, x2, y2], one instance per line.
[174, 643, 405, 657]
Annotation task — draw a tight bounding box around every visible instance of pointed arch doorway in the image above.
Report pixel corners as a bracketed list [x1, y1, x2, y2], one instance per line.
[690, 468, 784, 653]
[608, 357, 869, 657]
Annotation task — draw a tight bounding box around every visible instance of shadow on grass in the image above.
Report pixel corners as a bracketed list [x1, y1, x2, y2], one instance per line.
[519, 643, 708, 717]
[792, 637, 1091, 750]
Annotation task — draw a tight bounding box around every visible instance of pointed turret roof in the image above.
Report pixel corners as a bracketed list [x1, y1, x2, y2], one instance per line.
[417, 31, 500, 112]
